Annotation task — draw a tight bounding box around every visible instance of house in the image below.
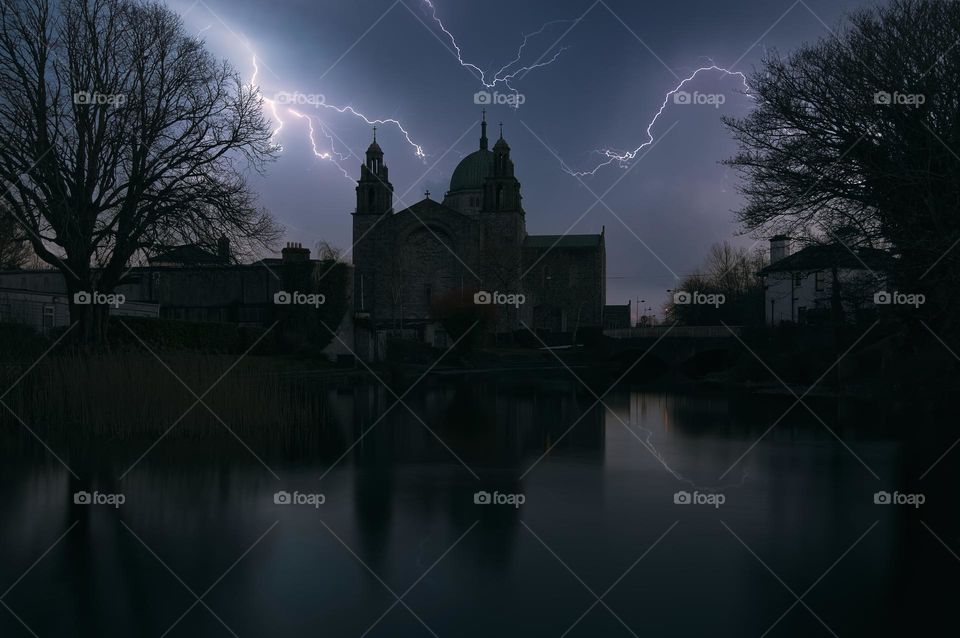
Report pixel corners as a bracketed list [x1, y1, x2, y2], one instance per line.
[0, 287, 158, 334]
[0, 243, 354, 356]
[759, 236, 890, 326]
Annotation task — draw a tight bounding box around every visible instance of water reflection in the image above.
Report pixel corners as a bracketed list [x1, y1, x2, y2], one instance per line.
[0, 380, 956, 637]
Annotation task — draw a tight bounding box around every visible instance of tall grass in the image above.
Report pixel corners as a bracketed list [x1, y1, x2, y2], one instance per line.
[0, 352, 331, 441]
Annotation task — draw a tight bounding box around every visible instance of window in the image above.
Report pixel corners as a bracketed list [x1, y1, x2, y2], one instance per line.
[793, 272, 803, 287]
[424, 284, 432, 305]
[814, 271, 825, 291]
[42, 305, 55, 330]
[542, 265, 551, 286]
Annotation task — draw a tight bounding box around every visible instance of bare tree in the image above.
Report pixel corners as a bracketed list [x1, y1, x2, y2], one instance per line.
[723, 0, 960, 330]
[314, 240, 344, 263]
[0, 203, 30, 268]
[0, 0, 280, 342]
[665, 241, 766, 325]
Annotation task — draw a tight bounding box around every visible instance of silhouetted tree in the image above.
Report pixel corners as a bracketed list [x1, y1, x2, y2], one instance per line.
[0, 204, 30, 268]
[315, 240, 345, 263]
[0, 0, 279, 342]
[665, 241, 766, 325]
[724, 0, 960, 332]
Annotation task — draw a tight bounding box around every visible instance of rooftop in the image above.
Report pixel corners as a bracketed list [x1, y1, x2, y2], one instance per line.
[760, 244, 892, 274]
[148, 244, 227, 266]
[523, 234, 603, 249]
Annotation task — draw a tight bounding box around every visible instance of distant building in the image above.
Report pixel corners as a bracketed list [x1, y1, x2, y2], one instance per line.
[603, 304, 631, 329]
[147, 237, 232, 267]
[352, 113, 606, 358]
[0, 287, 157, 334]
[759, 236, 890, 325]
[0, 243, 354, 356]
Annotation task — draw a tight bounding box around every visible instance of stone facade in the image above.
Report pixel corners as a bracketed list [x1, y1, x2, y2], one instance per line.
[352, 115, 605, 349]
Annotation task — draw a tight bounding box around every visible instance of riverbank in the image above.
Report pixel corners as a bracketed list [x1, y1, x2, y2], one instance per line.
[3, 319, 956, 441]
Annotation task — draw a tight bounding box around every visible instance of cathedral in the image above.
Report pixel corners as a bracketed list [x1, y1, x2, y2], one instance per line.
[352, 113, 605, 356]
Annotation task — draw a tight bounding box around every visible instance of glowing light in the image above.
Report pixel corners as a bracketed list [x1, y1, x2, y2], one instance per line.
[570, 65, 753, 176]
[248, 54, 426, 177]
[287, 109, 352, 181]
[421, 0, 572, 90]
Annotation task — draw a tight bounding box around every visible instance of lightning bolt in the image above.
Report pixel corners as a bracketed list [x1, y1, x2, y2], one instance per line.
[251, 56, 285, 141]
[569, 65, 753, 177]
[248, 52, 426, 181]
[288, 109, 352, 180]
[421, 0, 572, 92]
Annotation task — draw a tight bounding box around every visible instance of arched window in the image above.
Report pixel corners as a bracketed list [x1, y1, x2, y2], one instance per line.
[496, 185, 503, 209]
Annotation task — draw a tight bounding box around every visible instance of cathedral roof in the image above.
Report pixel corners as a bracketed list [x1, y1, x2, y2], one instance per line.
[449, 148, 494, 193]
[399, 196, 465, 218]
[524, 234, 603, 249]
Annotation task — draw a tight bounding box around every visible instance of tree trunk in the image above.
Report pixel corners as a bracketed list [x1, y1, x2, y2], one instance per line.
[67, 289, 110, 346]
[830, 265, 843, 327]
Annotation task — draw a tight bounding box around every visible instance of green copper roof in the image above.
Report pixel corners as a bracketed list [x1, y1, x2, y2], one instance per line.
[449, 149, 493, 193]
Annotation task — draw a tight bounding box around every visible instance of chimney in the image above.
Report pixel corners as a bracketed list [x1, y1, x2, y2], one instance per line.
[281, 242, 310, 263]
[770, 235, 790, 264]
[217, 235, 230, 261]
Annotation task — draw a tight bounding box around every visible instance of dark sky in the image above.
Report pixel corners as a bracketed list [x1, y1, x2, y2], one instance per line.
[167, 0, 884, 317]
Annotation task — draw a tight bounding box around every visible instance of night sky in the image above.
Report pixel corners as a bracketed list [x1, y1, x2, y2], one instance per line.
[167, 0, 885, 317]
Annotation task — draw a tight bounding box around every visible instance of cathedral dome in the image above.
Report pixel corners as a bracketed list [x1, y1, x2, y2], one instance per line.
[449, 148, 493, 193]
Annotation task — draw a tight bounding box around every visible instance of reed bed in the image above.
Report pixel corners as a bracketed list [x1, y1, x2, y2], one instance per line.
[0, 352, 331, 441]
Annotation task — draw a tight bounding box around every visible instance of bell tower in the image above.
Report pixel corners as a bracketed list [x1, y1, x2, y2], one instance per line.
[355, 127, 393, 215]
[482, 123, 522, 213]
[353, 128, 393, 316]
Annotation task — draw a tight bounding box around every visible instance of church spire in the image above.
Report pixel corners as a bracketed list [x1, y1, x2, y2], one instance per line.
[480, 108, 488, 150]
[357, 133, 392, 215]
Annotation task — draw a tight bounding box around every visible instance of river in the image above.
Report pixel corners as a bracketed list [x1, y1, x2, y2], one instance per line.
[0, 377, 955, 637]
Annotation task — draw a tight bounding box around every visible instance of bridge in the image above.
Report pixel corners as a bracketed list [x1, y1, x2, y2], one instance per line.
[602, 325, 745, 379]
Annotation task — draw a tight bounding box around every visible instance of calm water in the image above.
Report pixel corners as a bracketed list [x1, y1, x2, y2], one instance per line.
[1, 377, 956, 637]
